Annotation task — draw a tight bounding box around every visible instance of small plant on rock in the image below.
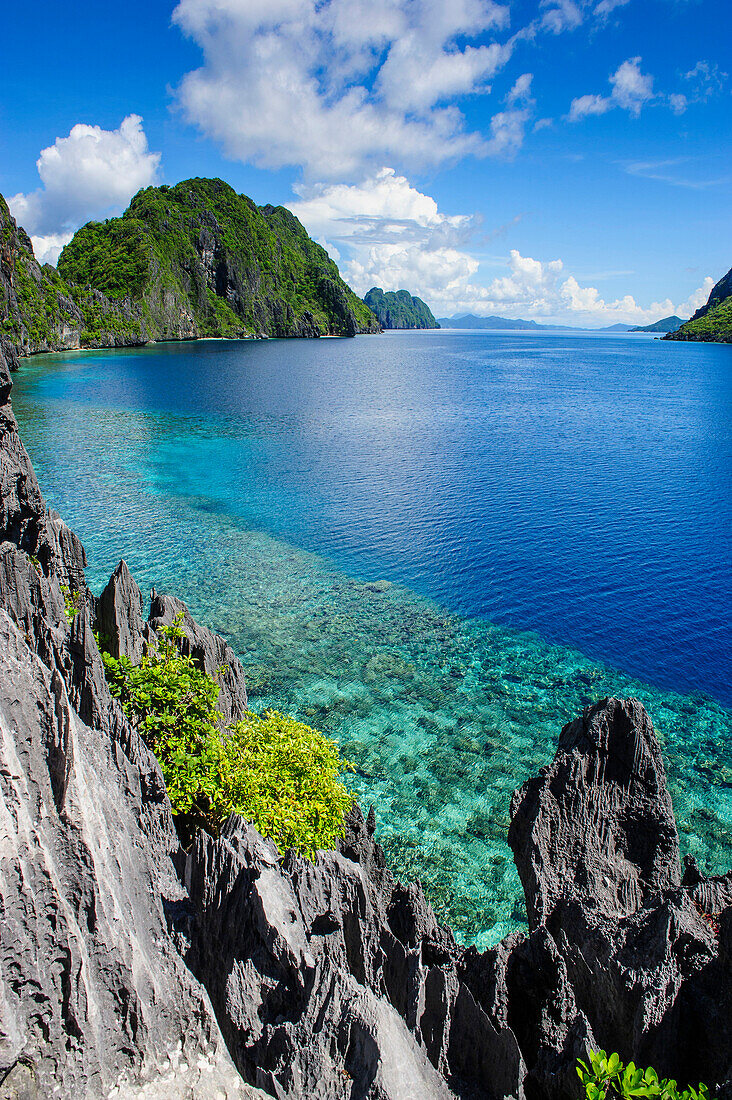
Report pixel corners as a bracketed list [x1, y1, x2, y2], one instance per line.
[577, 1051, 710, 1100]
[101, 614, 353, 854]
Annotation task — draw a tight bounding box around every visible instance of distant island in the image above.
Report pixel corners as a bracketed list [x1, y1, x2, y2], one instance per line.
[630, 315, 685, 334]
[436, 314, 571, 330]
[363, 287, 439, 329]
[0, 178, 381, 359]
[666, 266, 732, 343]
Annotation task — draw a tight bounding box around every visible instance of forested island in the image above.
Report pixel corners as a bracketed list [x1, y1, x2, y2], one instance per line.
[0, 178, 381, 358]
[363, 287, 439, 329]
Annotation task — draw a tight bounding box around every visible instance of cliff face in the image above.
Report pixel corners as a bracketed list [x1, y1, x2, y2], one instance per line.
[0, 338, 730, 1099]
[363, 287, 439, 329]
[0, 180, 381, 361]
[57, 179, 381, 341]
[666, 266, 732, 342]
[0, 196, 149, 356]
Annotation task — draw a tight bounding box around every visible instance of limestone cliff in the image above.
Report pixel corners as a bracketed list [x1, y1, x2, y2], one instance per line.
[0, 179, 381, 360]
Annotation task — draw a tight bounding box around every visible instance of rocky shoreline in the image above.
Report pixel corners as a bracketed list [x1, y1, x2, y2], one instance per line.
[0, 337, 730, 1099]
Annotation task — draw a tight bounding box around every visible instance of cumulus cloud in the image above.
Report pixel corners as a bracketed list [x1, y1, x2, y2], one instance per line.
[288, 167, 481, 296]
[569, 56, 654, 121]
[290, 168, 699, 326]
[172, 0, 517, 177]
[9, 115, 160, 264]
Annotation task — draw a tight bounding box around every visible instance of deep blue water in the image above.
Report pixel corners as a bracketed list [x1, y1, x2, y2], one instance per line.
[11, 331, 732, 944]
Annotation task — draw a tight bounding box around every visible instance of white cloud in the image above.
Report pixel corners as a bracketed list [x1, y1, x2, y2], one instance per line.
[594, 0, 630, 17]
[682, 60, 728, 102]
[290, 168, 695, 326]
[677, 276, 713, 316]
[9, 115, 160, 264]
[610, 56, 653, 115]
[28, 232, 75, 267]
[569, 56, 653, 121]
[668, 93, 687, 115]
[506, 72, 533, 104]
[172, 0, 515, 177]
[569, 93, 612, 121]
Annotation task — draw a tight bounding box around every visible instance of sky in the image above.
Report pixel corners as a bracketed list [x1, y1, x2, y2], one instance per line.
[1, 0, 730, 325]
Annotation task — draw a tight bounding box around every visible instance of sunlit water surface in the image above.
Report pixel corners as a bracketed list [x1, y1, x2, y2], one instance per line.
[11, 331, 732, 946]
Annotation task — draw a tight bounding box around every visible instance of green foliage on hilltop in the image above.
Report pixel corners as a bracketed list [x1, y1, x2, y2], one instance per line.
[364, 286, 440, 329]
[101, 615, 353, 854]
[59, 178, 380, 339]
[666, 297, 732, 343]
[577, 1051, 710, 1100]
[59, 219, 149, 299]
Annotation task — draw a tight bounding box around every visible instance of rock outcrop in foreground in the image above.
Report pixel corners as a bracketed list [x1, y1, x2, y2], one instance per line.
[0, 339, 730, 1098]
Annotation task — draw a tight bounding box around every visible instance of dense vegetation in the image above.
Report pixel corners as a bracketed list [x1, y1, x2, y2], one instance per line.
[577, 1051, 709, 1100]
[364, 286, 439, 329]
[667, 265, 732, 342]
[666, 297, 732, 342]
[59, 179, 380, 340]
[101, 615, 353, 855]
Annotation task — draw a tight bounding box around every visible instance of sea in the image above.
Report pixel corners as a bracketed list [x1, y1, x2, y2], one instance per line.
[10, 329, 732, 947]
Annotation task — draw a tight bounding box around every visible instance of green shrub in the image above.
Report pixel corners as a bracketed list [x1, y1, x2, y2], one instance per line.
[101, 616, 353, 854]
[577, 1051, 710, 1100]
[61, 585, 81, 623]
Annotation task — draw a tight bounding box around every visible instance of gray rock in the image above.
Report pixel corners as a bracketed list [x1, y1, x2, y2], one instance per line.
[509, 697, 681, 928]
[97, 559, 148, 662]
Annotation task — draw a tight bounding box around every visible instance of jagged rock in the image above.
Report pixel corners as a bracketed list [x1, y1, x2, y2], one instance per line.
[0, 610, 259, 1098]
[148, 590, 248, 724]
[509, 697, 681, 927]
[177, 815, 457, 1100]
[97, 559, 148, 662]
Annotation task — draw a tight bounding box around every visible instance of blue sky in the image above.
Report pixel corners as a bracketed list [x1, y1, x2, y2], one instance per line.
[1, 0, 730, 324]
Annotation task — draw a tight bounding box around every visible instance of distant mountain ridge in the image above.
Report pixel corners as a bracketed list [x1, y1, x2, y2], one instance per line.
[630, 315, 685, 333]
[363, 287, 439, 329]
[436, 314, 569, 330]
[666, 267, 732, 342]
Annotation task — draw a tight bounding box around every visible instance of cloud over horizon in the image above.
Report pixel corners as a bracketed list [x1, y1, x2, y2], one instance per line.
[289, 167, 710, 325]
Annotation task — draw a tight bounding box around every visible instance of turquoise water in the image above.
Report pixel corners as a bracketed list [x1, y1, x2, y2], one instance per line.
[10, 333, 732, 947]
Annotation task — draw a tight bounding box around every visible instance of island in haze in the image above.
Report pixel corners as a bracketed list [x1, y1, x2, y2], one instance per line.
[630, 315, 685, 333]
[666, 266, 732, 342]
[363, 287, 439, 329]
[0, 178, 381, 359]
[436, 313, 570, 330]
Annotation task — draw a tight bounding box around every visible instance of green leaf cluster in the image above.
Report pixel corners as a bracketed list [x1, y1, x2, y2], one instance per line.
[578, 1051, 710, 1100]
[61, 585, 81, 624]
[101, 615, 353, 855]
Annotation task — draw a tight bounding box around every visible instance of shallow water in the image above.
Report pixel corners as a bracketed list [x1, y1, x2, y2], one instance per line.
[11, 332, 732, 946]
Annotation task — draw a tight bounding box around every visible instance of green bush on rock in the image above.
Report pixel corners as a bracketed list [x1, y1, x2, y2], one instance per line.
[101, 615, 353, 855]
[578, 1051, 710, 1100]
